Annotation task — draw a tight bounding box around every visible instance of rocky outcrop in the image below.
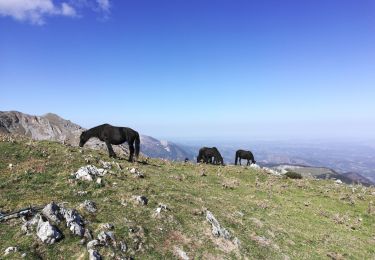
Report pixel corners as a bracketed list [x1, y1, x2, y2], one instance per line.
[72, 165, 107, 181]
[36, 216, 63, 244]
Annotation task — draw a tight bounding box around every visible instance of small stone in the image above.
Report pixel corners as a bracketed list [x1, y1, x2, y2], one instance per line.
[82, 200, 97, 213]
[97, 231, 115, 245]
[60, 207, 85, 237]
[87, 239, 100, 249]
[4, 246, 18, 256]
[129, 168, 137, 174]
[133, 195, 148, 205]
[96, 178, 102, 185]
[21, 214, 39, 234]
[88, 249, 102, 260]
[100, 223, 115, 230]
[206, 211, 231, 240]
[77, 191, 88, 196]
[173, 246, 189, 260]
[7, 163, 13, 170]
[84, 229, 94, 240]
[119, 241, 127, 252]
[335, 179, 343, 184]
[100, 160, 112, 169]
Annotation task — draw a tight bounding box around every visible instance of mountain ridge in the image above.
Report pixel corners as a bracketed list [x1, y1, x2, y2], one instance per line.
[0, 111, 193, 161]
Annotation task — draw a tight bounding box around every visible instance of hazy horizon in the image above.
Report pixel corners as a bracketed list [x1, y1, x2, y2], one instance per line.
[1, 0, 374, 142]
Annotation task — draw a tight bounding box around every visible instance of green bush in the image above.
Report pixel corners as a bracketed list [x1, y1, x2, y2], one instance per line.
[285, 171, 303, 179]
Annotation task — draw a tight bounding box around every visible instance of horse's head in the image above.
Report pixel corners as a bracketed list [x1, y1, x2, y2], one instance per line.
[79, 131, 88, 147]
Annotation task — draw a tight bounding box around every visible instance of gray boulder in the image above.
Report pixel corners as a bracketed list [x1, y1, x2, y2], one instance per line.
[36, 216, 63, 244]
[41, 202, 62, 223]
[206, 211, 231, 240]
[60, 207, 85, 237]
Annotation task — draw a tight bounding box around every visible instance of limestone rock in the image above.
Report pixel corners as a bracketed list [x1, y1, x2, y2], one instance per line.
[81, 200, 97, 213]
[36, 216, 63, 244]
[4, 246, 18, 256]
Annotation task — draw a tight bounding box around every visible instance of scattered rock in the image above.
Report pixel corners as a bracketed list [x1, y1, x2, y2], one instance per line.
[250, 163, 261, 169]
[206, 211, 231, 240]
[119, 241, 127, 252]
[129, 168, 138, 174]
[42, 202, 62, 224]
[77, 191, 88, 196]
[100, 160, 112, 169]
[4, 246, 18, 256]
[335, 179, 343, 184]
[96, 178, 103, 185]
[84, 229, 94, 240]
[97, 231, 115, 245]
[154, 203, 169, 217]
[130, 168, 144, 178]
[100, 223, 115, 230]
[173, 246, 189, 260]
[21, 214, 39, 235]
[60, 207, 85, 237]
[81, 200, 97, 213]
[36, 216, 63, 244]
[88, 249, 102, 260]
[250, 234, 271, 247]
[132, 195, 148, 206]
[7, 163, 13, 170]
[87, 239, 100, 249]
[72, 165, 107, 181]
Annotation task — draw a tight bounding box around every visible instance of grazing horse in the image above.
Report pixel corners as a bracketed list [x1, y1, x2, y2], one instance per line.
[79, 124, 140, 162]
[235, 149, 256, 166]
[197, 147, 224, 165]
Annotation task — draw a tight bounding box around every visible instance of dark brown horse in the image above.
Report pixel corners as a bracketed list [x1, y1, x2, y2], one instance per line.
[197, 147, 224, 165]
[79, 124, 140, 162]
[235, 149, 256, 166]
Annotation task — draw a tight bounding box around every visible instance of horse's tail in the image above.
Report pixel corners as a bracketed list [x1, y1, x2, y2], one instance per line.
[235, 151, 239, 165]
[134, 132, 140, 159]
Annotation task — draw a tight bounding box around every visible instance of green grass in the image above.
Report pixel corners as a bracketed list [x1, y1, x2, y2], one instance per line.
[0, 135, 374, 259]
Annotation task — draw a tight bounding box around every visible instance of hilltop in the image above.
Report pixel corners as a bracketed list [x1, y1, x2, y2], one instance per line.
[0, 134, 374, 259]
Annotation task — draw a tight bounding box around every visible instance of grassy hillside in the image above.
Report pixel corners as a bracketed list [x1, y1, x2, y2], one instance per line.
[0, 134, 374, 259]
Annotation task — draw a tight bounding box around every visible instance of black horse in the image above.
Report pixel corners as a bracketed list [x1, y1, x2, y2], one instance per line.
[197, 147, 224, 165]
[79, 124, 140, 162]
[235, 149, 256, 166]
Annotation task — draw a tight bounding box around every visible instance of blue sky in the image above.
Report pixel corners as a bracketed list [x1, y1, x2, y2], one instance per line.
[1, 0, 374, 141]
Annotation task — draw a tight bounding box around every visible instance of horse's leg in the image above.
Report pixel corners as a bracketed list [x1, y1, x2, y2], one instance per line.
[239, 158, 242, 165]
[128, 141, 135, 162]
[247, 160, 250, 166]
[105, 141, 116, 158]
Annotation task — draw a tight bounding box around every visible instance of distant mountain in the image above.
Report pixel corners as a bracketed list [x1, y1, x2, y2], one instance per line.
[140, 136, 194, 161]
[0, 111, 193, 160]
[269, 164, 374, 186]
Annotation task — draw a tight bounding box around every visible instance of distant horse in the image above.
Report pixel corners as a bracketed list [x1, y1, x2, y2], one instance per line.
[79, 124, 140, 162]
[197, 147, 224, 165]
[235, 149, 256, 166]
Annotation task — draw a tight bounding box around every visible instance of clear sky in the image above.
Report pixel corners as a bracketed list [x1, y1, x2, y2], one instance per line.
[1, 0, 374, 141]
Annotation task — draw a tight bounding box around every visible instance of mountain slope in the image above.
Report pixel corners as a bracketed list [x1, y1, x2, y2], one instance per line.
[0, 111, 193, 160]
[0, 135, 374, 259]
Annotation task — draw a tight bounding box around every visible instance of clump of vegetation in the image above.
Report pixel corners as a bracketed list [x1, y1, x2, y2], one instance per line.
[285, 171, 303, 179]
